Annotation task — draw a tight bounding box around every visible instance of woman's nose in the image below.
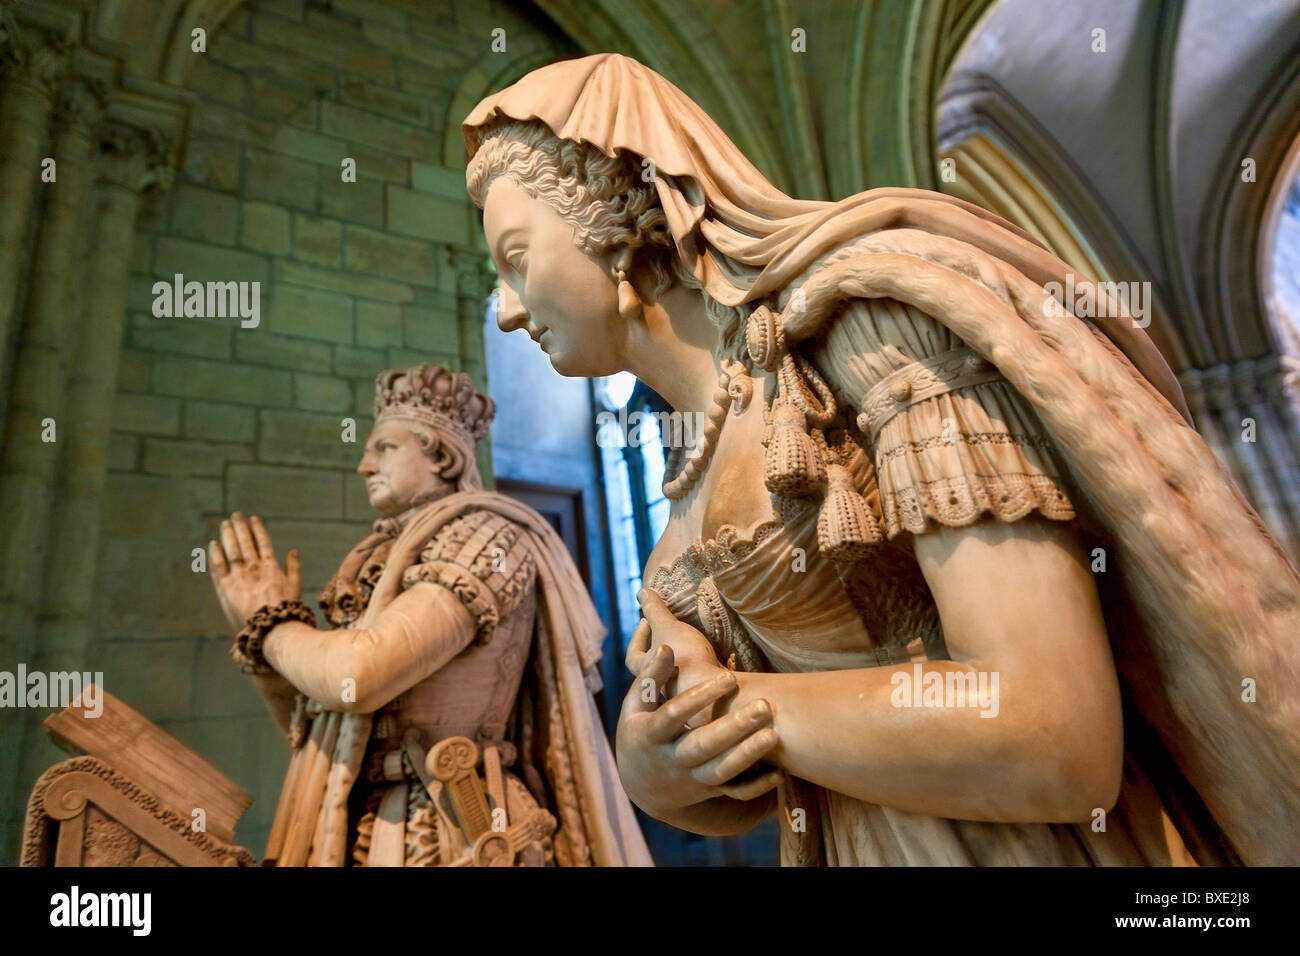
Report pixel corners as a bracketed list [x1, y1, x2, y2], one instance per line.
[496, 283, 528, 332]
[357, 453, 376, 476]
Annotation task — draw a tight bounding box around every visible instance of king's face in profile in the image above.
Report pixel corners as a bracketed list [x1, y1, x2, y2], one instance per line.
[356, 418, 447, 517]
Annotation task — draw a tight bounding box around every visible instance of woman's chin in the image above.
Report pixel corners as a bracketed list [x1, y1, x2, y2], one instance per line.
[547, 347, 612, 378]
[547, 349, 580, 376]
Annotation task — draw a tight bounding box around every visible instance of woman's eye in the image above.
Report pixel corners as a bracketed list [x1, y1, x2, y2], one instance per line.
[507, 251, 527, 273]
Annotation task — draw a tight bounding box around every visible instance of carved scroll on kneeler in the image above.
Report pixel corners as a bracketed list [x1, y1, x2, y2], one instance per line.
[20, 686, 257, 867]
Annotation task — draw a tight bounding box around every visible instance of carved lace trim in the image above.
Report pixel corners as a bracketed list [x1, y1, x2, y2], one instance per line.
[405, 780, 440, 867]
[649, 550, 704, 596]
[417, 513, 537, 622]
[649, 519, 785, 597]
[351, 787, 381, 866]
[882, 472, 1075, 537]
[320, 543, 390, 627]
[876, 430, 1060, 464]
[669, 497, 815, 580]
[695, 578, 767, 672]
[402, 560, 501, 644]
[690, 517, 787, 576]
[352, 757, 441, 867]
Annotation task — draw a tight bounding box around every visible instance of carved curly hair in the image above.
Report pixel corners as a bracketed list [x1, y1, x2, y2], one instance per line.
[402, 421, 483, 493]
[466, 118, 747, 357]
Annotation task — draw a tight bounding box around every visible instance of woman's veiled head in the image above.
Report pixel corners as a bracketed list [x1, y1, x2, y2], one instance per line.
[467, 118, 747, 373]
[468, 119, 687, 295]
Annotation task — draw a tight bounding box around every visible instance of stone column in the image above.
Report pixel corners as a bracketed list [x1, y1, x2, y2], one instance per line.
[452, 250, 496, 486]
[452, 249, 494, 388]
[0, 31, 69, 404]
[37, 123, 173, 665]
[0, 75, 105, 859]
[0, 75, 104, 647]
[1180, 355, 1300, 561]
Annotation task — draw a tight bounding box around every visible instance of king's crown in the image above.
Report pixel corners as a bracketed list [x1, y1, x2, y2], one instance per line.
[373, 365, 495, 448]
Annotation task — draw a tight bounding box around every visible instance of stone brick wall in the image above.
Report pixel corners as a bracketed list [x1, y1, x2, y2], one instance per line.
[57, 0, 568, 854]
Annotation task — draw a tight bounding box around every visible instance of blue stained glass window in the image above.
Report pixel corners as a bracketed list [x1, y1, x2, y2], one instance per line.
[594, 375, 670, 650]
[1269, 176, 1300, 356]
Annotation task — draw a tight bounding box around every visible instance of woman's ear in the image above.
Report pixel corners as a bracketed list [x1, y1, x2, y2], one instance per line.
[615, 259, 644, 323]
[613, 246, 635, 276]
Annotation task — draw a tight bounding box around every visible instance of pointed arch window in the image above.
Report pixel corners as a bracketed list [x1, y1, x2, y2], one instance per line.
[1262, 150, 1300, 358]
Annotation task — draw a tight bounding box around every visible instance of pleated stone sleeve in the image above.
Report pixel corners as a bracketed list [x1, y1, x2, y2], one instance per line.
[814, 296, 1077, 539]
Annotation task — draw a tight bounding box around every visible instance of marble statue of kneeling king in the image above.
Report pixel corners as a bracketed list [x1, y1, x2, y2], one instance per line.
[207, 364, 650, 866]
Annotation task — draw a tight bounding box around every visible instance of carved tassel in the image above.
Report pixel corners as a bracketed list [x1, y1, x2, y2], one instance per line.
[763, 400, 826, 497]
[745, 304, 785, 372]
[817, 462, 882, 561]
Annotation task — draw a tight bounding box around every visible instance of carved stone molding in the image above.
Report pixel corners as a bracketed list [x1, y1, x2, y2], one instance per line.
[1196, 35, 1300, 363]
[53, 74, 107, 137]
[96, 122, 174, 195]
[1179, 353, 1300, 560]
[1179, 353, 1300, 415]
[938, 71, 1190, 371]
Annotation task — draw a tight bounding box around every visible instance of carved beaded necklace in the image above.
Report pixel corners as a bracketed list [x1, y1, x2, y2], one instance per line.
[661, 360, 752, 500]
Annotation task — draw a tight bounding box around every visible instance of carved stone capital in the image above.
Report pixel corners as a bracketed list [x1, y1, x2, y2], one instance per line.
[0, 23, 71, 104]
[0, 0, 15, 53]
[54, 75, 107, 137]
[96, 122, 175, 195]
[1179, 354, 1300, 413]
[1263, 355, 1300, 408]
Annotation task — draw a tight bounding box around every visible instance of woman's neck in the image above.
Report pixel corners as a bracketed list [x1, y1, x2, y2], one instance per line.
[623, 282, 721, 415]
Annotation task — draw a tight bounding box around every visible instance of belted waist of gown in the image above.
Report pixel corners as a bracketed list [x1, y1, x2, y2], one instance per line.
[363, 713, 517, 784]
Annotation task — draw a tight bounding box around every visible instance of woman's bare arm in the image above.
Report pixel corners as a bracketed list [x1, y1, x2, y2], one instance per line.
[261, 581, 476, 713]
[656, 517, 1124, 824]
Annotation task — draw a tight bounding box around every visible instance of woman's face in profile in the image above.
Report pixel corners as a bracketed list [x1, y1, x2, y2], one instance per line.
[482, 174, 628, 377]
